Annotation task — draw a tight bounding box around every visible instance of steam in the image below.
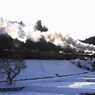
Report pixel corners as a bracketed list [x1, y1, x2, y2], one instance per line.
[0, 18, 25, 41]
[0, 18, 95, 52]
[44, 32, 95, 52]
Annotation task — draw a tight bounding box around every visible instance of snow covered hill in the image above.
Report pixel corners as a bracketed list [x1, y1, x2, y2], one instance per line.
[1, 60, 95, 95]
[17, 60, 86, 80]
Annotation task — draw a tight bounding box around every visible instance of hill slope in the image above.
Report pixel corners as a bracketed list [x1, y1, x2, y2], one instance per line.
[81, 36, 95, 45]
[16, 60, 86, 79]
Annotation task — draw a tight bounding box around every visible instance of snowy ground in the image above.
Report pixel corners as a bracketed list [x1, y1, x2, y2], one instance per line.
[0, 60, 95, 95]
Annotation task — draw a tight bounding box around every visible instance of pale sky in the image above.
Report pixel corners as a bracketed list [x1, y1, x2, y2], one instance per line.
[0, 0, 95, 40]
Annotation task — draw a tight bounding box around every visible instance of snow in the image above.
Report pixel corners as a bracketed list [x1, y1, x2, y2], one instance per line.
[0, 60, 95, 95]
[17, 60, 86, 79]
[71, 59, 95, 71]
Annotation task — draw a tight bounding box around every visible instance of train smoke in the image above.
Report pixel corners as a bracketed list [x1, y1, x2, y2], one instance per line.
[0, 18, 95, 52]
[44, 32, 95, 52]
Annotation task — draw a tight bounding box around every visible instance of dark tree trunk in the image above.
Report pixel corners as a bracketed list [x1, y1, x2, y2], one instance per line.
[7, 72, 13, 85]
[8, 79, 13, 85]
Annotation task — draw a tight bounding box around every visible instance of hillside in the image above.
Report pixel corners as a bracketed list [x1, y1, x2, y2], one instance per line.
[1, 60, 95, 95]
[0, 34, 79, 53]
[18, 60, 86, 79]
[0, 60, 86, 81]
[81, 36, 95, 45]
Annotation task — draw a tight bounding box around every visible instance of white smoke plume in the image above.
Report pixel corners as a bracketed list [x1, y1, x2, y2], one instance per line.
[0, 18, 26, 41]
[0, 18, 95, 52]
[43, 32, 95, 52]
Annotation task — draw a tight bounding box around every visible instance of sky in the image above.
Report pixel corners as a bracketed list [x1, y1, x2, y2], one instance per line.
[0, 0, 95, 40]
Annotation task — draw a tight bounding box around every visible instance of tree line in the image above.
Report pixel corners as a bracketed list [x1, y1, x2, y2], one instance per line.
[0, 34, 80, 53]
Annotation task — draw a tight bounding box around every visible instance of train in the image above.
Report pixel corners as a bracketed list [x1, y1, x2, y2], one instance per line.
[0, 49, 95, 60]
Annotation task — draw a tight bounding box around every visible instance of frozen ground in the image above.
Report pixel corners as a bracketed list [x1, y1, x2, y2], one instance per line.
[0, 60, 95, 95]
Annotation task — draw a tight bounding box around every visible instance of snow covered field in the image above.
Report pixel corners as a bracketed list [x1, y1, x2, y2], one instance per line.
[0, 60, 95, 95]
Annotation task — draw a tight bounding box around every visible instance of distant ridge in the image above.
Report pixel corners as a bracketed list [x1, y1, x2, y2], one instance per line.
[81, 36, 95, 45]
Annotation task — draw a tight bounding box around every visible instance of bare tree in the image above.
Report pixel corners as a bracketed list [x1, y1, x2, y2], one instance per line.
[0, 59, 26, 85]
